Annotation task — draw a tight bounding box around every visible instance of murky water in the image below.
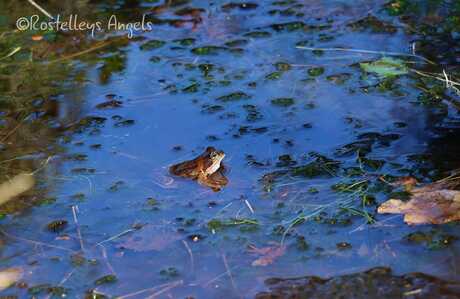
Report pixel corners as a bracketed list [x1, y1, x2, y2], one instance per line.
[1, 0, 460, 298]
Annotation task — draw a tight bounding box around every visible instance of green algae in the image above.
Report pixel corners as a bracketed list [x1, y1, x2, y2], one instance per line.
[47, 220, 68, 233]
[308, 67, 325, 76]
[265, 71, 283, 80]
[208, 218, 259, 231]
[216, 91, 251, 102]
[274, 61, 292, 71]
[225, 39, 249, 47]
[360, 57, 408, 77]
[192, 46, 228, 55]
[348, 15, 397, 33]
[271, 97, 295, 107]
[140, 40, 166, 50]
[244, 31, 272, 38]
[271, 21, 306, 31]
[173, 38, 196, 46]
[94, 275, 117, 285]
[182, 82, 200, 93]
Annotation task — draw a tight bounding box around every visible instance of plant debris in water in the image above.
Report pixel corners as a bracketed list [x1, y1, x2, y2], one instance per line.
[360, 57, 408, 77]
[256, 267, 460, 298]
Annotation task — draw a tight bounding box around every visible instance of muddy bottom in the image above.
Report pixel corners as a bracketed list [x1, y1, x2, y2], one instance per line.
[256, 267, 460, 299]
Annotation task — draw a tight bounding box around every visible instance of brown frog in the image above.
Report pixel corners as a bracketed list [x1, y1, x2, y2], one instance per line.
[169, 147, 228, 191]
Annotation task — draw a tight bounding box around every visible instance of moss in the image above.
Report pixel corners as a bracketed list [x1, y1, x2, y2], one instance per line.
[114, 119, 135, 127]
[243, 104, 263, 122]
[198, 63, 214, 77]
[274, 61, 291, 71]
[271, 97, 295, 107]
[94, 275, 117, 285]
[36, 197, 57, 206]
[243, 31, 271, 38]
[296, 236, 309, 251]
[108, 180, 125, 191]
[160, 267, 180, 278]
[28, 284, 52, 295]
[140, 39, 166, 50]
[265, 71, 283, 80]
[216, 91, 251, 102]
[207, 218, 259, 231]
[182, 82, 200, 93]
[225, 39, 249, 47]
[308, 67, 324, 77]
[327, 73, 351, 84]
[173, 38, 196, 46]
[191, 46, 227, 55]
[308, 187, 319, 194]
[332, 180, 368, 193]
[146, 197, 158, 206]
[202, 104, 224, 114]
[312, 49, 324, 56]
[47, 220, 68, 233]
[271, 21, 306, 31]
[149, 56, 161, 63]
[405, 231, 458, 250]
[347, 15, 397, 33]
[290, 153, 340, 178]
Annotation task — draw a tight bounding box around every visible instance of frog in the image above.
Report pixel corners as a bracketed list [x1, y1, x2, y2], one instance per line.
[169, 147, 228, 191]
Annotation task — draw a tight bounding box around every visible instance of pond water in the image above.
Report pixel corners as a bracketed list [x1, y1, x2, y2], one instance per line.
[0, 0, 460, 298]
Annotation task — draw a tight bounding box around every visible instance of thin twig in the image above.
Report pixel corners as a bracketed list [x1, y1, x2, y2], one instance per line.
[95, 228, 138, 246]
[144, 280, 183, 299]
[182, 240, 194, 275]
[0, 229, 76, 253]
[222, 254, 238, 295]
[98, 244, 116, 275]
[44, 269, 76, 299]
[202, 266, 240, 287]
[244, 199, 254, 214]
[296, 46, 435, 64]
[72, 205, 85, 252]
[116, 282, 180, 299]
[27, 0, 54, 19]
[29, 156, 53, 175]
[412, 69, 460, 89]
[0, 47, 21, 61]
[0, 117, 26, 143]
[47, 40, 114, 64]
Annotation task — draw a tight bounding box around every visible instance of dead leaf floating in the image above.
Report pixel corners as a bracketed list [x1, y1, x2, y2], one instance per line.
[0, 268, 23, 291]
[0, 174, 35, 206]
[248, 243, 286, 266]
[378, 175, 460, 225]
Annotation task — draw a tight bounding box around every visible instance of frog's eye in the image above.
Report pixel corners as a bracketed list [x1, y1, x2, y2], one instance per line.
[210, 152, 218, 158]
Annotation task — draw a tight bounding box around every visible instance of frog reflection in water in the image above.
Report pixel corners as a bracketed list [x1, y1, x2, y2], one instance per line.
[169, 147, 228, 191]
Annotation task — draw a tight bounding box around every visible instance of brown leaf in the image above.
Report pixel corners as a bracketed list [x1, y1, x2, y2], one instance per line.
[378, 190, 460, 225]
[248, 244, 286, 266]
[412, 175, 460, 194]
[389, 176, 418, 191]
[0, 268, 23, 291]
[0, 174, 35, 206]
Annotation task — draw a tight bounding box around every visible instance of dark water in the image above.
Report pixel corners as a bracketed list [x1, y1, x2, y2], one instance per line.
[0, 0, 460, 298]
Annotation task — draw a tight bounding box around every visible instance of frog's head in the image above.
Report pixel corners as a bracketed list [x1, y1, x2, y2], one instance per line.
[204, 147, 225, 175]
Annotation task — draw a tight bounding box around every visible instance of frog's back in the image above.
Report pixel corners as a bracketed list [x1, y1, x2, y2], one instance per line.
[169, 159, 200, 178]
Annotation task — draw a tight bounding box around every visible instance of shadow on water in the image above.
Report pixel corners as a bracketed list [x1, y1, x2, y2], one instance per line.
[0, 0, 459, 298]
